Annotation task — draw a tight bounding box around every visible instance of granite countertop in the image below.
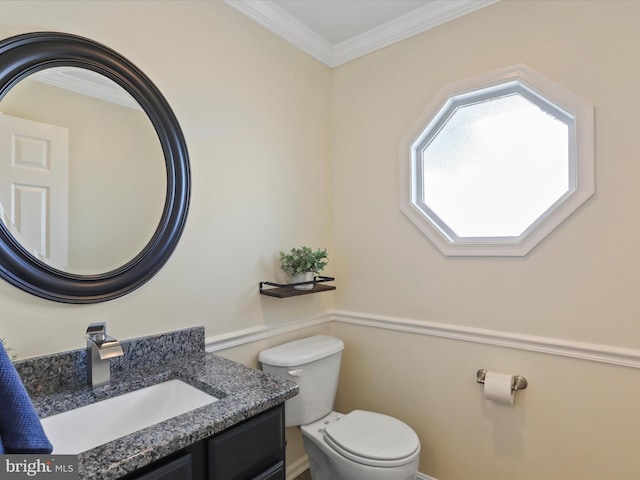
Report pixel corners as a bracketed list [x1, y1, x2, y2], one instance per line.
[15, 327, 298, 480]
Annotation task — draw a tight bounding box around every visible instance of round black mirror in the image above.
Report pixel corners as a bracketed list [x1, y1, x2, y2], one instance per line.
[0, 32, 191, 303]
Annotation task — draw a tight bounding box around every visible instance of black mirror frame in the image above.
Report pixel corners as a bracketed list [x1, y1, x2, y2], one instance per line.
[0, 32, 191, 303]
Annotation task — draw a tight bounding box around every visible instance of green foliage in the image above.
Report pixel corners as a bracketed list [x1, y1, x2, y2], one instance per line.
[279, 246, 328, 275]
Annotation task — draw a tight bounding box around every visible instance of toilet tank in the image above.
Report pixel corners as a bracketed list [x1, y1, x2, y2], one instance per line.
[259, 335, 345, 427]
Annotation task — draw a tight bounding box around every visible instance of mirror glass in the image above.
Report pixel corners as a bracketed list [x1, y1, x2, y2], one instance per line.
[0, 67, 166, 275]
[0, 31, 190, 303]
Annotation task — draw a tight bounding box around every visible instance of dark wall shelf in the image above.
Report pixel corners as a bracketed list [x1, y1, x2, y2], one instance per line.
[259, 276, 336, 298]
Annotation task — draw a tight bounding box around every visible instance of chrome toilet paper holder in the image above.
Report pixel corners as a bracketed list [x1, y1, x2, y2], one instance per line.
[476, 369, 528, 393]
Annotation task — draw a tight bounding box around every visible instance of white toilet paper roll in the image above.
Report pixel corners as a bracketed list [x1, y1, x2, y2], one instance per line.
[483, 371, 514, 404]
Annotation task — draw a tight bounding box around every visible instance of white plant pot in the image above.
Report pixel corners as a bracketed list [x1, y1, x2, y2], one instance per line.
[292, 272, 314, 290]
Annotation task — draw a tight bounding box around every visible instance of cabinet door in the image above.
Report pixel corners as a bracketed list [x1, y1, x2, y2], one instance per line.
[251, 463, 284, 480]
[208, 406, 284, 480]
[130, 453, 192, 480]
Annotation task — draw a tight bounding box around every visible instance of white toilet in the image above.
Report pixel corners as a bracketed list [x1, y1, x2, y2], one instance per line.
[259, 335, 420, 480]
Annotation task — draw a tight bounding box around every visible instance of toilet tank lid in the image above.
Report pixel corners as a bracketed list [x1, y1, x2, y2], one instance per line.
[259, 335, 345, 367]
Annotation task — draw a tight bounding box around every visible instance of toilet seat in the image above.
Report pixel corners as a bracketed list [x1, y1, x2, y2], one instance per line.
[322, 410, 420, 468]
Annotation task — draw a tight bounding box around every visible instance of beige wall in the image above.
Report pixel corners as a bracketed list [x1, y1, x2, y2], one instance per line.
[333, 323, 640, 479]
[331, 1, 640, 479]
[2, 1, 640, 479]
[0, 1, 333, 357]
[332, 0, 640, 344]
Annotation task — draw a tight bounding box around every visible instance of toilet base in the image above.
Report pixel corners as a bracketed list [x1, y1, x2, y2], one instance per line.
[304, 437, 335, 480]
[301, 412, 420, 480]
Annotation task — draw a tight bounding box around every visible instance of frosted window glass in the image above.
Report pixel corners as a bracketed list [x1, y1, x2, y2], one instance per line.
[401, 65, 594, 256]
[422, 93, 569, 237]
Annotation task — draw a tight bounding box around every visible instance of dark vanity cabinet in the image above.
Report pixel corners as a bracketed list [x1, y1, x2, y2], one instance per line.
[129, 454, 195, 480]
[122, 405, 285, 480]
[207, 405, 285, 479]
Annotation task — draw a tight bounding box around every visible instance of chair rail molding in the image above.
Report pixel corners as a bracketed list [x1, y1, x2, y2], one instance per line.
[332, 310, 640, 369]
[205, 313, 331, 352]
[204, 310, 640, 369]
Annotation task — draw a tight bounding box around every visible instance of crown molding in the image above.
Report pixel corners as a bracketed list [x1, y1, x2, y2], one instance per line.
[333, 0, 500, 66]
[32, 68, 140, 110]
[224, 0, 334, 65]
[224, 0, 499, 67]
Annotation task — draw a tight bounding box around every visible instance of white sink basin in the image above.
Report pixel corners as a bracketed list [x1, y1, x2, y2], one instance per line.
[41, 379, 218, 454]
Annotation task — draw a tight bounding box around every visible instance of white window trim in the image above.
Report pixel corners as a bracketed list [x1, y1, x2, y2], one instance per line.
[399, 64, 594, 256]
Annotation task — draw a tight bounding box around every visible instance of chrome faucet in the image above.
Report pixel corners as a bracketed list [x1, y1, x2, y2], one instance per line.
[86, 322, 124, 388]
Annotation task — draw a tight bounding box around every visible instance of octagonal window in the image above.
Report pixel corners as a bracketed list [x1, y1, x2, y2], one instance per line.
[400, 65, 594, 256]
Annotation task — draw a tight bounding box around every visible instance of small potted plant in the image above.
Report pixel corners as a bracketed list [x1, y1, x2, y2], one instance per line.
[279, 246, 328, 290]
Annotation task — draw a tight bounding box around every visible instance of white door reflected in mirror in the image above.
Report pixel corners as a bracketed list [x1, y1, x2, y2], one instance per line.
[0, 112, 69, 270]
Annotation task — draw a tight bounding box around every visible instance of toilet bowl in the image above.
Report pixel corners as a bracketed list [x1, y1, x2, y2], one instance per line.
[259, 335, 420, 480]
[301, 410, 420, 480]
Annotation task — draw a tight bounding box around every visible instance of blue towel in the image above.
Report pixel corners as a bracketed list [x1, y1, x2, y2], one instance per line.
[0, 343, 52, 454]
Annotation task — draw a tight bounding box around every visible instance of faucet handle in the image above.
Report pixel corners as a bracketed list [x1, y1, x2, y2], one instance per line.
[86, 322, 107, 342]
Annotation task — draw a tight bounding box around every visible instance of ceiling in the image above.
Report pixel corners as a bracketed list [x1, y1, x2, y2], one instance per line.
[224, 0, 499, 67]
